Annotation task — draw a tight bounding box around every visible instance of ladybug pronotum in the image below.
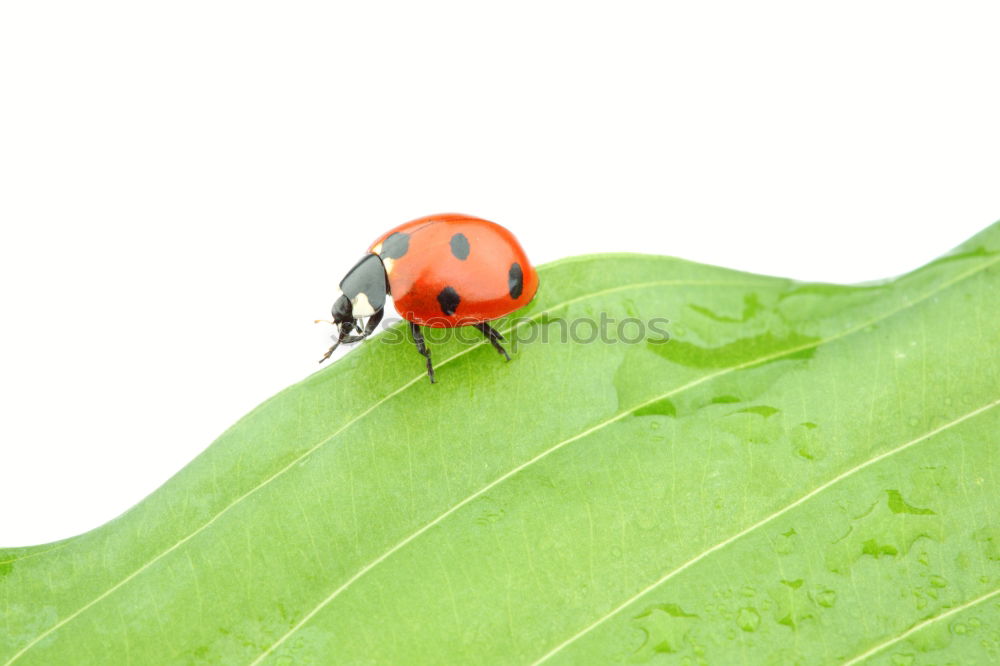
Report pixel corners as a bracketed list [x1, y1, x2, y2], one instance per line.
[320, 213, 539, 383]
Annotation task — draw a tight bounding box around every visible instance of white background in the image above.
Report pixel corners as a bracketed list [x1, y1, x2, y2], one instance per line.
[1, 2, 997, 547]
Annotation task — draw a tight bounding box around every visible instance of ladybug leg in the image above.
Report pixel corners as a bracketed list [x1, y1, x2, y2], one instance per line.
[321, 310, 388, 362]
[342, 309, 384, 344]
[318, 322, 353, 363]
[409, 322, 436, 383]
[318, 341, 340, 363]
[364, 309, 384, 337]
[473, 322, 511, 361]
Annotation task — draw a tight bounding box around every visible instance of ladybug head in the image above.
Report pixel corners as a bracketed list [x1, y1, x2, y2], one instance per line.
[319, 253, 389, 364]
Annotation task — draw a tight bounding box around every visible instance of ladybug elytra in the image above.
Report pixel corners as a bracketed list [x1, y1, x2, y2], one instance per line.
[320, 213, 539, 383]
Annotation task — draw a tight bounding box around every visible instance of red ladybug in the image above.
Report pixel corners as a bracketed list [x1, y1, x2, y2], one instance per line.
[320, 213, 539, 382]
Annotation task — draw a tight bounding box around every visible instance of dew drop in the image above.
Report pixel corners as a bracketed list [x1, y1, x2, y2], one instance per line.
[736, 607, 760, 632]
[792, 421, 826, 460]
[814, 588, 837, 608]
[775, 530, 797, 555]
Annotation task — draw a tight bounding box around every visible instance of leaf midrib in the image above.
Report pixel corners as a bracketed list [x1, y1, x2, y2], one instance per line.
[3, 276, 766, 664]
[841, 586, 1000, 665]
[532, 398, 1000, 664]
[251, 253, 1000, 664]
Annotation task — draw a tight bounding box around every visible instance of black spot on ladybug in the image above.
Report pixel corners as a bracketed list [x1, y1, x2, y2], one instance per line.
[450, 233, 470, 260]
[381, 232, 410, 259]
[437, 286, 460, 316]
[508, 262, 524, 299]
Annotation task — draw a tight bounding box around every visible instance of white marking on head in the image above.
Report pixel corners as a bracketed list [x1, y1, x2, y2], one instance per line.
[371, 242, 383, 255]
[382, 257, 395, 275]
[352, 292, 375, 317]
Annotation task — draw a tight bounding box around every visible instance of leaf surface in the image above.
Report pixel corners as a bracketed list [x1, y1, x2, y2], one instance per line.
[2, 224, 999, 665]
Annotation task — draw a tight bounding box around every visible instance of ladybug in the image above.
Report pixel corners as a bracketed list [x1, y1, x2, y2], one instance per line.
[320, 213, 539, 382]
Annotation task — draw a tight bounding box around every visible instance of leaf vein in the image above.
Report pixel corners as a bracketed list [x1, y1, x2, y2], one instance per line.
[532, 398, 1000, 664]
[252, 255, 1000, 665]
[841, 586, 1000, 665]
[2, 277, 757, 665]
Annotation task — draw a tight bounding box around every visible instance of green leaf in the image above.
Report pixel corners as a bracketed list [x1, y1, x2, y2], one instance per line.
[2, 224, 999, 665]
